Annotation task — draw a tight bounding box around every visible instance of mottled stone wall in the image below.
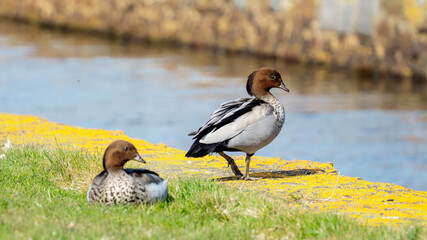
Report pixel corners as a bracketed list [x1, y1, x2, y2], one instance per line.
[0, 0, 426, 78]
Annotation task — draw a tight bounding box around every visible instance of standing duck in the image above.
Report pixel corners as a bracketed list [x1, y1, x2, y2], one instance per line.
[87, 140, 168, 204]
[186, 67, 289, 180]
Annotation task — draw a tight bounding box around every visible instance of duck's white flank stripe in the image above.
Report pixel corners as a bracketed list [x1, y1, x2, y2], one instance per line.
[87, 184, 93, 202]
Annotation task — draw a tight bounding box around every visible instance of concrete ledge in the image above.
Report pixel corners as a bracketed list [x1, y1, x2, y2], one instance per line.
[0, 113, 426, 226]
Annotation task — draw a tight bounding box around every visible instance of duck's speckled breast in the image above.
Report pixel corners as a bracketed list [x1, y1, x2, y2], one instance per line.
[88, 170, 148, 204]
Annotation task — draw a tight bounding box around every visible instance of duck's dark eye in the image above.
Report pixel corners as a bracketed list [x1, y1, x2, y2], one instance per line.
[270, 75, 276, 80]
[123, 146, 128, 151]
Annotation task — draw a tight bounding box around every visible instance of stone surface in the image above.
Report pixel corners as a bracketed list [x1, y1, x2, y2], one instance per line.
[0, 113, 426, 226]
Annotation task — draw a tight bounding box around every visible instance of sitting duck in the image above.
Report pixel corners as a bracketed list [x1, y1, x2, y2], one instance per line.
[186, 67, 289, 180]
[87, 140, 168, 204]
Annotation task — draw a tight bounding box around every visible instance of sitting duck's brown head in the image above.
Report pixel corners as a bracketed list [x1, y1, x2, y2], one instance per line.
[102, 140, 145, 171]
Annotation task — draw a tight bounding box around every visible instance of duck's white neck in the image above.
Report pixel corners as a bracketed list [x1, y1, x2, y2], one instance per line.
[258, 92, 285, 127]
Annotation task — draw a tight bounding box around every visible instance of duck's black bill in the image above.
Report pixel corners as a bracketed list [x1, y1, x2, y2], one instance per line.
[133, 154, 146, 163]
[279, 82, 290, 92]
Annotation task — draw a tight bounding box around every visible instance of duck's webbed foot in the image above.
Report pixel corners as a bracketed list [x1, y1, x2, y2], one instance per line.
[240, 175, 261, 181]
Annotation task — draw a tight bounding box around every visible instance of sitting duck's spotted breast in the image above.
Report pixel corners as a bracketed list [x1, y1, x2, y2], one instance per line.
[87, 140, 168, 204]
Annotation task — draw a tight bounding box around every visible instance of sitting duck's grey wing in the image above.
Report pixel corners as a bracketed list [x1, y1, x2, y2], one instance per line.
[124, 169, 162, 183]
[125, 169, 168, 202]
[91, 171, 108, 185]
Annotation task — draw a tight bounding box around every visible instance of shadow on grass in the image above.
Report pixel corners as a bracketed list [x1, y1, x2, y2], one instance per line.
[215, 168, 325, 181]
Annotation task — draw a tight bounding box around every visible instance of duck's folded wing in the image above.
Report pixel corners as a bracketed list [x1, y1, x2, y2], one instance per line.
[191, 98, 272, 144]
[125, 169, 168, 201]
[91, 171, 108, 186]
[124, 169, 162, 183]
[189, 97, 251, 138]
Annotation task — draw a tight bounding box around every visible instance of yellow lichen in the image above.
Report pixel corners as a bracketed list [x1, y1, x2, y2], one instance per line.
[403, 0, 426, 27]
[0, 113, 426, 226]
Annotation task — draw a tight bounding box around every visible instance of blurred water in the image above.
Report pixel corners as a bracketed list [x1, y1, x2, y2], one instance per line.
[1, 21, 426, 191]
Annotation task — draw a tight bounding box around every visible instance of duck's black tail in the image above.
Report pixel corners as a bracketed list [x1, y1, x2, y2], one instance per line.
[185, 142, 218, 158]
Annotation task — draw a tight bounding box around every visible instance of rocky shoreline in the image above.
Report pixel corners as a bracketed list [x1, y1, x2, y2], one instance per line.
[1, 113, 427, 225]
[0, 0, 426, 78]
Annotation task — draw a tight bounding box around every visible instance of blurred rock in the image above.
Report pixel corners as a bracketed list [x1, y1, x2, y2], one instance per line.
[0, 0, 426, 78]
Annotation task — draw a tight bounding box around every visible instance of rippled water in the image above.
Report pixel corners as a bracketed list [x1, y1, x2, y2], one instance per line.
[1, 21, 426, 190]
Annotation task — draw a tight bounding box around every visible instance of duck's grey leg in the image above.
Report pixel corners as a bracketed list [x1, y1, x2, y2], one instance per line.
[241, 153, 260, 181]
[219, 152, 243, 176]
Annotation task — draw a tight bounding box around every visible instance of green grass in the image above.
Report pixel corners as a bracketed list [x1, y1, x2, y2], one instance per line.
[0, 145, 425, 239]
